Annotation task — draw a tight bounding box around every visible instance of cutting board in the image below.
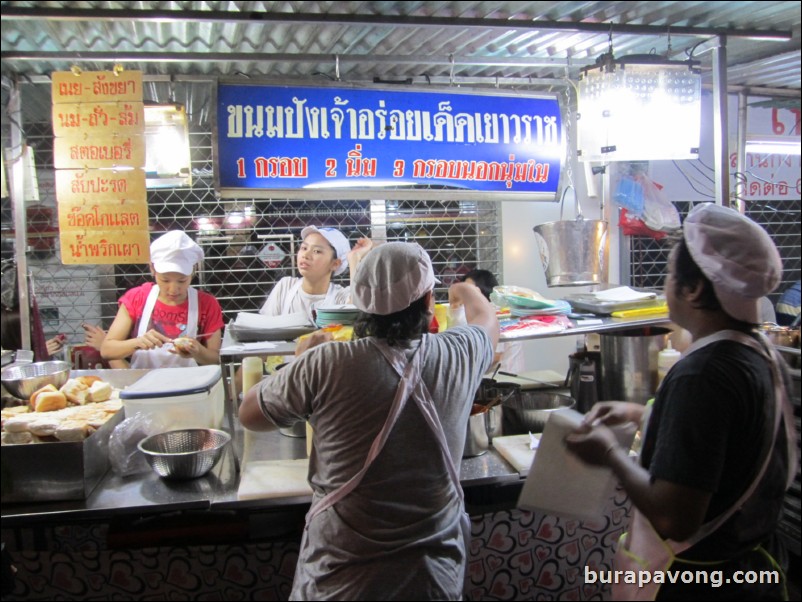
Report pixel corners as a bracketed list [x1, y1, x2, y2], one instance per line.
[237, 459, 313, 500]
[494, 369, 565, 390]
[492, 434, 540, 476]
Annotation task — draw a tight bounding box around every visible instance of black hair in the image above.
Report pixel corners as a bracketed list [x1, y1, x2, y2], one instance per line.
[460, 269, 499, 301]
[353, 295, 430, 347]
[672, 236, 722, 312]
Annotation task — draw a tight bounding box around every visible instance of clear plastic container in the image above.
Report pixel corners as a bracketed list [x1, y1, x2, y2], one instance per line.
[120, 365, 224, 430]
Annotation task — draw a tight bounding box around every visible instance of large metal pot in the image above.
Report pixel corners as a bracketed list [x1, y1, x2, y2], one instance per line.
[600, 327, 672, 404]
[533, 187, 609, 287]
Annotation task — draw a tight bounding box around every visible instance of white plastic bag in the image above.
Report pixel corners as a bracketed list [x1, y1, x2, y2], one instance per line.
[108, 413, 167, 477]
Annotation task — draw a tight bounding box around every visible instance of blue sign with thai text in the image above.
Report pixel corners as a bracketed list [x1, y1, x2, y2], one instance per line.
[216, 83, 563, 195]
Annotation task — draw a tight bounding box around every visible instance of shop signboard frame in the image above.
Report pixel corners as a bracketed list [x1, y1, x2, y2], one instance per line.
[214, 80, 566, 201]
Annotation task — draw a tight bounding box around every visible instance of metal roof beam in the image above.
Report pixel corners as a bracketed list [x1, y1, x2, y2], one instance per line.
[0, 51, 594, 69]
[0, 7, 793, 41]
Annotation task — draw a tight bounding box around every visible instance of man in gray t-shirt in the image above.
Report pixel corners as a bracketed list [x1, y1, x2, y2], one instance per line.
[241, 242, 498, 601]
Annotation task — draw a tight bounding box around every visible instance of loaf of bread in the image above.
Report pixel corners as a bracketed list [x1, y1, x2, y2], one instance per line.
[173, 337, 193, 352]
[76, 375, 102, 387]
[29, 384, 58, 409]
[60, 378, 89, 404]
[87, 380, 113, 403]
[2, 431, 34, 445]
[34, 390, 68, 412]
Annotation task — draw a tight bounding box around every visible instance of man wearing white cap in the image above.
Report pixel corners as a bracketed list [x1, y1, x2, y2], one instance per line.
[102, 231, 224, 368]
[567, 204, 798, 600]
[259, 225, 373, 324]
[241, 242, 499, 600]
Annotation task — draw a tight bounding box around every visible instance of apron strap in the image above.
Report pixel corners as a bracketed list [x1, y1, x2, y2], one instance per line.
[136, 285, 199, 338]
[137, 285, 161, 337]
[306, 336, 427, 523]
[373, 336, 465, 501]
[666, 329, 796, 554]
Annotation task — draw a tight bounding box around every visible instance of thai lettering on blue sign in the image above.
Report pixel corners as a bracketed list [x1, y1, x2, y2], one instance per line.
[215, 83, 563, 195]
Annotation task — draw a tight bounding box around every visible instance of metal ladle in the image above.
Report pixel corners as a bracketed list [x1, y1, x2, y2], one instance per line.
[497, 370, 560, 388]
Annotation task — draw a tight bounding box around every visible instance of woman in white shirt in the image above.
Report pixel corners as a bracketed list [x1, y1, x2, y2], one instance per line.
[259, 225, 372, 323]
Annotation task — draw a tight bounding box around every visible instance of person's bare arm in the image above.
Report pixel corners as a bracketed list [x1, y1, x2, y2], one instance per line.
[240, 384, 275, 431]
[565, 423, 711, 541]
[101, 305, 170, 360]
[448, 282, 499, 348]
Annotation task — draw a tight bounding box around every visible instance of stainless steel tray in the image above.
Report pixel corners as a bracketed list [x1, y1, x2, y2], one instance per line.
[1, 369, 149, 503]
[563, 289, 665, 315]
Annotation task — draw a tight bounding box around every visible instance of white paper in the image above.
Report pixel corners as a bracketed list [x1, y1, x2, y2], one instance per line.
[221, 341, 279, 353]
[592, 286, 656, 302]
[517, 408, 635, 519]
[234, 311, 310, 329]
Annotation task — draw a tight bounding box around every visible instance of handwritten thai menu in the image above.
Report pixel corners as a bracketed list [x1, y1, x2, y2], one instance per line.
[52, 69, 150, 264]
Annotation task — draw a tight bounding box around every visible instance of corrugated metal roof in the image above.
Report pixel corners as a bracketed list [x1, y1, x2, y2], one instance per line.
[2, 1, 800, 122]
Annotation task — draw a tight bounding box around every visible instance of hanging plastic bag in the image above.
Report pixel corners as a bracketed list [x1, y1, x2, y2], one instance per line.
[619, 208, 669, 240]
[613, 176, 645, 215]
[640, 176, 681, 233]
[109, 413, 168, 477]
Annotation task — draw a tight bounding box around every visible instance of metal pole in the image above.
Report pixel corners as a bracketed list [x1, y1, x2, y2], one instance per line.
[735, 90, 748, 214]
[8, 78, 31, 351]
[711, 35, 730, 207]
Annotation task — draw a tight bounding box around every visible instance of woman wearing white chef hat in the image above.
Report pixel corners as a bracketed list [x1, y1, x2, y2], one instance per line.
[566, 204, 797, 601]
[241, 242, 499, 600]
[259, 225, 373, 324]
[101, 230, 224, 368]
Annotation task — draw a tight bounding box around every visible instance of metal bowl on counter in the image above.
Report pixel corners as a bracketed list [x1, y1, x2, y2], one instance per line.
[502, 390, 575, 434]
[138, 428, 230, 480]
[1, 360, 70, 400]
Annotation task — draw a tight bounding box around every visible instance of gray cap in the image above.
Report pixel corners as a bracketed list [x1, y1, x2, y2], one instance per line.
[351, 242, 439, 315]
[684, 203, 782, 323]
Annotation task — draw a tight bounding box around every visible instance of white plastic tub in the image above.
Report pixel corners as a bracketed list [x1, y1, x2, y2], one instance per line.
[120, 365, 224, 430]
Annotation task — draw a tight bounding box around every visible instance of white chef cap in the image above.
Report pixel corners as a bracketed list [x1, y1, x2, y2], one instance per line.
[684, 203, 782, 324]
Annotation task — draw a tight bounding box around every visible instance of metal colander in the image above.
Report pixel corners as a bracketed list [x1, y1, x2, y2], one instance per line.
[137, 428, 230, 480]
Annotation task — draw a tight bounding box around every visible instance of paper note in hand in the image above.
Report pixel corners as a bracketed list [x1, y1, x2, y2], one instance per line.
[517, 408, 635, 520]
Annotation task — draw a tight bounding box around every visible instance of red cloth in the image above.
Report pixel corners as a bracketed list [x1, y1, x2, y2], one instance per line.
[119, 282, 224, 339]
[30, 294, 50, 361]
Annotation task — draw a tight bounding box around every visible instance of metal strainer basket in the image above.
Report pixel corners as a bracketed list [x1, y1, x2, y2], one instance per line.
[137, 428, 230, 479]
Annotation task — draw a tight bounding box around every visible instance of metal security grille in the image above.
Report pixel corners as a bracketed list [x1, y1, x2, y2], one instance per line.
[627, 200, 802, 308]
[2, 82, 500, 347]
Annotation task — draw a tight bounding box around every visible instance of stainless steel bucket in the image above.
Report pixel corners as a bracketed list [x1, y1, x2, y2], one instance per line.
[600, 327, 672, 404]
[533, 188, 609, 287]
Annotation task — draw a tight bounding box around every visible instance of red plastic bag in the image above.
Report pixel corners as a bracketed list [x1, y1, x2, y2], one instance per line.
[619, 208, 669, 240]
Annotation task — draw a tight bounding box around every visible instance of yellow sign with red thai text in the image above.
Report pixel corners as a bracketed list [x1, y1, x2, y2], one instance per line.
[54, 134, 145, 169]
[51, 70, 143, 104]
[52, 102, 144, 137]
[59, 229, 151, 265]
[52, 69, 148, 265]
[55, 168, 146, 205]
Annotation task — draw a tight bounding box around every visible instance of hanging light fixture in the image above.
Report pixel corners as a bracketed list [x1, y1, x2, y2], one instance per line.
[577, 35, 702, 162]
[745, 135, 802, 156]
[144, 104, 193, 188]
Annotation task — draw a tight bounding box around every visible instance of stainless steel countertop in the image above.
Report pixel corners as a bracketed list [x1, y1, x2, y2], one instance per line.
[2, 425, 521, 525]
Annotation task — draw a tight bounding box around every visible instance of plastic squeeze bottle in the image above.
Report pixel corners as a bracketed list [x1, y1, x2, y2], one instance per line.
[657, 341, 681, 385]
